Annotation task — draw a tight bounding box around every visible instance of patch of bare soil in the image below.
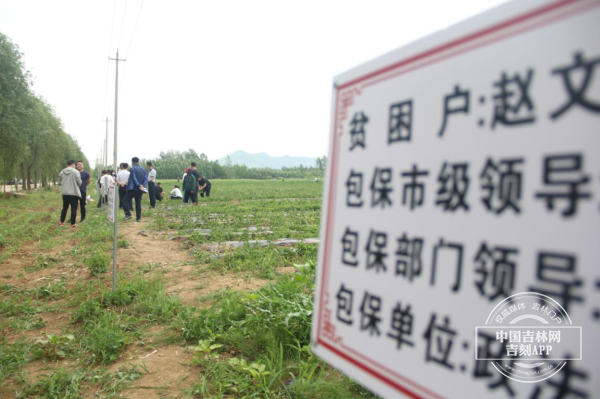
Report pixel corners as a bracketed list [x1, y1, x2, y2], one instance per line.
[0, 237, 82, 287]
[5, 312, 71, 345]
[102, 345, 196, 399]
[175, 273, 268, 306]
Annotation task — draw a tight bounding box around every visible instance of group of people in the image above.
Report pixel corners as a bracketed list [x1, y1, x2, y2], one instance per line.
[178, 162, 211, 204]
[58, 158, 212, 227]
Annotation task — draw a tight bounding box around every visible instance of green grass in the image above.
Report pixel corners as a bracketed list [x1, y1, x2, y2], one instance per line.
[191, 243, 317, 278]
[16, 369, 86, 399]
[0, 339, 39, 382]
[0, 179, 380, 398]
[154, 179, 322, 242]
[0, 191, 66, 263]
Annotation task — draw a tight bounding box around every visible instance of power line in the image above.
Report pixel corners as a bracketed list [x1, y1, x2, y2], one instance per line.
[104, 0, 118, 119]
[124, 0, 145, 59]
[117, 0, 129, 49]
[107, 0, 117, 55]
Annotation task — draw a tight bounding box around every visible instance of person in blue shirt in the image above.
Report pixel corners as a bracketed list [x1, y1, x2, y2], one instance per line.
[123, 157, 148, 222]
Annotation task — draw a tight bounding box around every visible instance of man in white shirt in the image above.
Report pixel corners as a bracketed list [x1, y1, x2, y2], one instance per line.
[170, 185, 183, 200]
[147, 161, 157, 209]
[97, 170, 115, 208]
[116, 163, 130, 210]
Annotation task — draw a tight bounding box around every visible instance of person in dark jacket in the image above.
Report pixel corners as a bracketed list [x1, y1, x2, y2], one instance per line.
[155, 182, 164, 202]
[198, 175, 211, 198]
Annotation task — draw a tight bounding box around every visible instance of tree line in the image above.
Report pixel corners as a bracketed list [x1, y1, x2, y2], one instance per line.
[0, 33, 88, 190]
[137, 150, 325, 181]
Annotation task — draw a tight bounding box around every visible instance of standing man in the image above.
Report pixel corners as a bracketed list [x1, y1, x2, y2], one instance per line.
[146, 161, 157, 209]
[182, 168, 196, 205]
[181, 169, 188, 203]
[98, 171, 114, 208]
[97, 171, 107, 208]
[189, 162, 202, 205]
[123, 157, 148, 222]
[116, 163, 130, 210]
[58, 160, 82, 228]
[76, 161, 91, 222]
[97, 171, 105, 208]
[198, 174, 211, 198]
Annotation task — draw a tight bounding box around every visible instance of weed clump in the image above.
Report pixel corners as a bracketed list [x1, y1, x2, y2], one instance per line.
[0, 340, 38, 382]
[84, 310, 133, 364]
[86, 251, 109, 276]
[16, 369, 85, 398]
[177, 261, 314, 354]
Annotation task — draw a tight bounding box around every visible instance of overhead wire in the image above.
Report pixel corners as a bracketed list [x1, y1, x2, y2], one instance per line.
[119, 0, 145, 116]
[107, 0, 117, 55]
[124, 0, 145, 59]
[117, 0, 129, 50]
[102, 0, 118, 157]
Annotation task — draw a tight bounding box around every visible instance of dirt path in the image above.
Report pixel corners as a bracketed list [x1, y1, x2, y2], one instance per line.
[1, 211, 271, 398]
[117, 216, 267, 305]
[93, 216, 268, 398]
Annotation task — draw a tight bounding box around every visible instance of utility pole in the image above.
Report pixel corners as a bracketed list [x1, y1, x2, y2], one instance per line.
[109, 49, 126, 291]
[104, 117, 111, 168]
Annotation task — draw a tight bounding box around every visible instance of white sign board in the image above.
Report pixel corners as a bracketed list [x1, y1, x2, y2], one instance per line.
[107, 182, 116, 223]
[312, 1, 600, 398]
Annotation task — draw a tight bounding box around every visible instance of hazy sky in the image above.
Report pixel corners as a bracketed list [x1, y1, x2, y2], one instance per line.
[0, 0, 508, 167]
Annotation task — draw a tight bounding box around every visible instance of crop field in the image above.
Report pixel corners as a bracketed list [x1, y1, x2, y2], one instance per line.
[0, 179, 377, 398]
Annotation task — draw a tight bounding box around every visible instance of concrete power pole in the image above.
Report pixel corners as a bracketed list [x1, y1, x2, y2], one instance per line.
[104, 117, 111, 169]
[109, 49, 126, 291]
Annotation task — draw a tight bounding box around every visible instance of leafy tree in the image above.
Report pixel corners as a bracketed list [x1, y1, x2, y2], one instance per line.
[0, 33, 30, 183]
[143, 150, 325, 181]
[0, 32, 88, 189]
[315, 156, 327, 171]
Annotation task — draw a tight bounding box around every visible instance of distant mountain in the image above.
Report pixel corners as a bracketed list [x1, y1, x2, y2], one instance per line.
[218, 151, 317, 169]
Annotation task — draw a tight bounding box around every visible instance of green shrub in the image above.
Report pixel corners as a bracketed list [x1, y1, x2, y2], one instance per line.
[177, 291, 246, 342]
[72, 298, 103, 324]
[33, 334, 75, 359]
[178, 261, 315, 361]
[35, 281, 67, 300]
[86, 251, 110, 275]
[84, 310, 132, 364]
